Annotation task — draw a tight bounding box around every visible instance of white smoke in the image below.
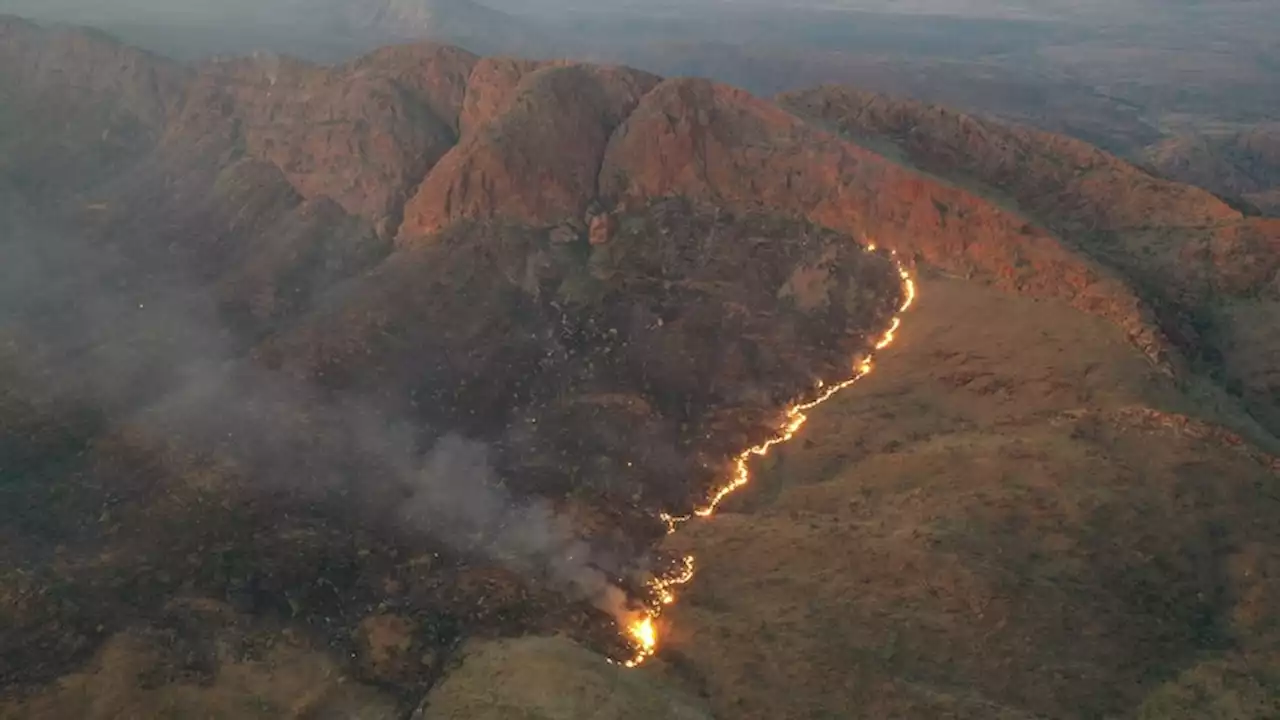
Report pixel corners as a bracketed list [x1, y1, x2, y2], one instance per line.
[0, 183, 634, 622]
[402, 433, 632, 618]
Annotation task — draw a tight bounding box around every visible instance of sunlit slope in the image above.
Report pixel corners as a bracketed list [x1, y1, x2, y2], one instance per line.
[657, 276, 1280, 720]
[421, 636, 712, 720]
[780, 86, 1280, 440]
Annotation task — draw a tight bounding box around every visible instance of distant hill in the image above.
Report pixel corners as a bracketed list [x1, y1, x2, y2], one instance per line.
[780, 85, 1280, 432]
[307, 0, 542, 53]
[1145, 127, 1280, 216]
[0, 0, 545, 59]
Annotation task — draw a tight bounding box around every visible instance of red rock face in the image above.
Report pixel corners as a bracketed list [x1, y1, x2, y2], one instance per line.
[3, 26, 1250, 388]
[779, 85, 1243, 233]
[0, 22, 1251, 379]
[342, 43, 479, 134]
[398, 63, 660, 239]
[772, 85, 1276, 313]
[774, 84, 1280, 430]
[166, 48, 475, 235]
[599, 78, 1175, 370]
[458, 57, 558, 138]
[588, 212, 615, 246]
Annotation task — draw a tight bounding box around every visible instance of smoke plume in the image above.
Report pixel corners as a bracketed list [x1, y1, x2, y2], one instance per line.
[0, 185, 634, 622]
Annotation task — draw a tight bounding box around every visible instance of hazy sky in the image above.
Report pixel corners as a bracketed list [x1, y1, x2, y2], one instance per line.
[0, 0, 1167, 22]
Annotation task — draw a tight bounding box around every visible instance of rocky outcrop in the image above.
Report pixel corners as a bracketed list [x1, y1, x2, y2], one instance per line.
[776, 84, 1280, 431]
[398, 63, 660, 238]
[600, 78, 1178, 373]
[457, 56, 556, 137]
[167, 52, 459, 233]
[774, 85, 1278, 305]
[0, 24, 1181, 382]
[342, 42, 479, 134]
[779, 85, 1242, 233]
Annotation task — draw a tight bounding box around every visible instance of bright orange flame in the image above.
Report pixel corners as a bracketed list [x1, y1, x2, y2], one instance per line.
[620, 245, 916, 666]
[654, 555, 696, 605]
[623, 615, 658, 667]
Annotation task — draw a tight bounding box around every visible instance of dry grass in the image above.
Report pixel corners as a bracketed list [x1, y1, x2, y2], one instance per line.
[420, 635, 711, 720]
[654, 277, 1280, 719]
[0, 601, 401, 720]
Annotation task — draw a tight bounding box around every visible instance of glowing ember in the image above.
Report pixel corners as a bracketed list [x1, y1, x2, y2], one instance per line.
[653, 555, 696, 605]
[619, 246, 917, 666]
[623, 615, 658, 667]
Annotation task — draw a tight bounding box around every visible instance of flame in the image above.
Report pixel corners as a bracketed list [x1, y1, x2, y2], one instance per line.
[623, 615, 658, 667]
[619, 245, 916, 666]
[653, 555, 696, 605]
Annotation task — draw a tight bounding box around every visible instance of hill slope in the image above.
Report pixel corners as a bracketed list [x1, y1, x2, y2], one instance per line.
[1145, 126, 1280, 216]
[779, 85, 1280, 437]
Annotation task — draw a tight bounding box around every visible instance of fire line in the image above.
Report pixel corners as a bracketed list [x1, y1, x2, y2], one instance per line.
[620, 245, 918, 667]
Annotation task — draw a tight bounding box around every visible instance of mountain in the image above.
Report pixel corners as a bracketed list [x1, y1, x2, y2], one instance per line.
[778, 86, 1280, 435]
[343, 0, 516, 36]
[0, 0, 544, 61]
[1145, 127, 1280, 216]
[1, 16, 1278, 720]
[6, 0, 1277, 166]
[305, 0, 542, 55]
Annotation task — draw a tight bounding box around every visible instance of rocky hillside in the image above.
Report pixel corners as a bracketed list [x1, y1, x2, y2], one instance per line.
[1, 16, 1278, 720]
[1145, 126, 1280, 216]
[0, 16, 189, 204]
[779, 85, 1280, 436]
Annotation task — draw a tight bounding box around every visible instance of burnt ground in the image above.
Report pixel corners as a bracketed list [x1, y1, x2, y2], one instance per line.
[0, 197, 902, 711]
